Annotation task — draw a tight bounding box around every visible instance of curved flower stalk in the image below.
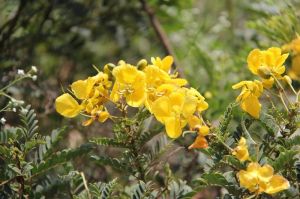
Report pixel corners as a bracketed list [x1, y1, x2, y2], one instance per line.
[55, 56, 209, 146]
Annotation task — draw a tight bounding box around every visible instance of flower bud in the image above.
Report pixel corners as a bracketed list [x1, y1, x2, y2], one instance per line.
[204, 91, 212, 99]
[137, 59, 148, 70]
[31, 66, 38, 73]
[1, 117, 6, 124]
[283, 75, 292, 85]
[199, 125, 210, 136]
[17, 69, 25, 76]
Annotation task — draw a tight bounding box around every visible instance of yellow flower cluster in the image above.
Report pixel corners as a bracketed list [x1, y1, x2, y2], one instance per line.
[232, 137, 289, 195]
[238, 162, 289, 195]
[55, 72, 111, 126]
[55, 56, 209, 143]
[233, 47, 289, 118]
[282, 36, 300, 80]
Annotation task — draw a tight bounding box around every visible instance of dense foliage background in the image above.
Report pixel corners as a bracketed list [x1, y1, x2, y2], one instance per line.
[1, 0, 300, 198]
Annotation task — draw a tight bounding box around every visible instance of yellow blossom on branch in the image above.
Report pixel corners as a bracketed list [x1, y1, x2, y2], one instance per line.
[247, 47, 288, 88]
[232, 137, 249, 162]
[237, 162, 289, 195]
[151, 55, 173, 73]
[232, 80, 263, 118]
[110, 63, 146, 107]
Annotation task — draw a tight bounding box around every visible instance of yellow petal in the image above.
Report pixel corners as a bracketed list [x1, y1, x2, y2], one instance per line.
[237, 170, 258, 191]
[258, 164, 274, 182]
[164, 117, 182, 138]
[152, 96, 171, 123]
[161, 55, 173, 72]
[126, 81, 146, 107]
[112, 64, 139, 84]
[232, 81, 249, 89]
[232, 137, 249, 162]
[240, 95, 261, 119]
[247, 49, 261, 75]
[262, 78, 274, 89]
[71, 77, 95, 99]
[275, 53, 289, 67]
[188, 115, 201, 130]
[265, 175, 290, 194]
[110, 82, 121, 102]
[82, 118, 94, 126]
[55, 93, 81, 118]
[199, 126, 210, 136]
[98, 111, 110, 123]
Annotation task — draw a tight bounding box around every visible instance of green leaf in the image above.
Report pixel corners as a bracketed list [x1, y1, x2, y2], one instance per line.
[31, 143, 93, 176]
[270, 149, 298, 171]
[283, 135, 300, 148]
[90, 137, 130, 148]
[19, 105, 39, 139]
[194, 172, 228, 187]
[0, 127, 22, 143]
[34, 127, 66, 163]
[91, 155, 132, 172]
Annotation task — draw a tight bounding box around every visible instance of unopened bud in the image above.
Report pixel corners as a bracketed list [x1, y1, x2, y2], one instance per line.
[137, 59, 148, 70]
[283, 75, 292, 85]
[199, 126, 210, 136]
[118, 60, 126, 65]
[1, 117, 6, 124]
[31, 66, 38, 73]
[17, 69, 25, 76]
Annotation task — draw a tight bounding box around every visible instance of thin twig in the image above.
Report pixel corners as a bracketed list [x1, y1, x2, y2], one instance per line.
[80, 172, 91, 199]
[139, 0, 184, 77]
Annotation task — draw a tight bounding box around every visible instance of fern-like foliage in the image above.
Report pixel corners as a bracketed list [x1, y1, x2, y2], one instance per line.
[19, 105, 39, 140]
[90, 137, 130, 148]
[91, 155, 132, 173]
[32, 143, 93, 176]
[34, 127, 66, 164]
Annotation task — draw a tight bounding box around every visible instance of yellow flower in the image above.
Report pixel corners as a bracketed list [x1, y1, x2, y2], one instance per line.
[151, 55, 173, 72]
[247, 47, 288, 87]
[71, 72, 111, 100]
[232, 80, 263, 119]
[151, 88, 198, 138]
[237, 162, 289, 195]
[55, 93, 82, 118]
[110, 63, 146, 107]
[143, 64, 187, 112]
[232, 137, 249, 162]
[82, 106, 110, 126]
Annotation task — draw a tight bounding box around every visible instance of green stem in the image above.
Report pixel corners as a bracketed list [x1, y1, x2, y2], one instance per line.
[272, 75, 291, 105]
[279, 92, 289, 112]
[213, 131, 233, 152]
[241, 119, 257, 145]
[0, 76, 29, 92]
